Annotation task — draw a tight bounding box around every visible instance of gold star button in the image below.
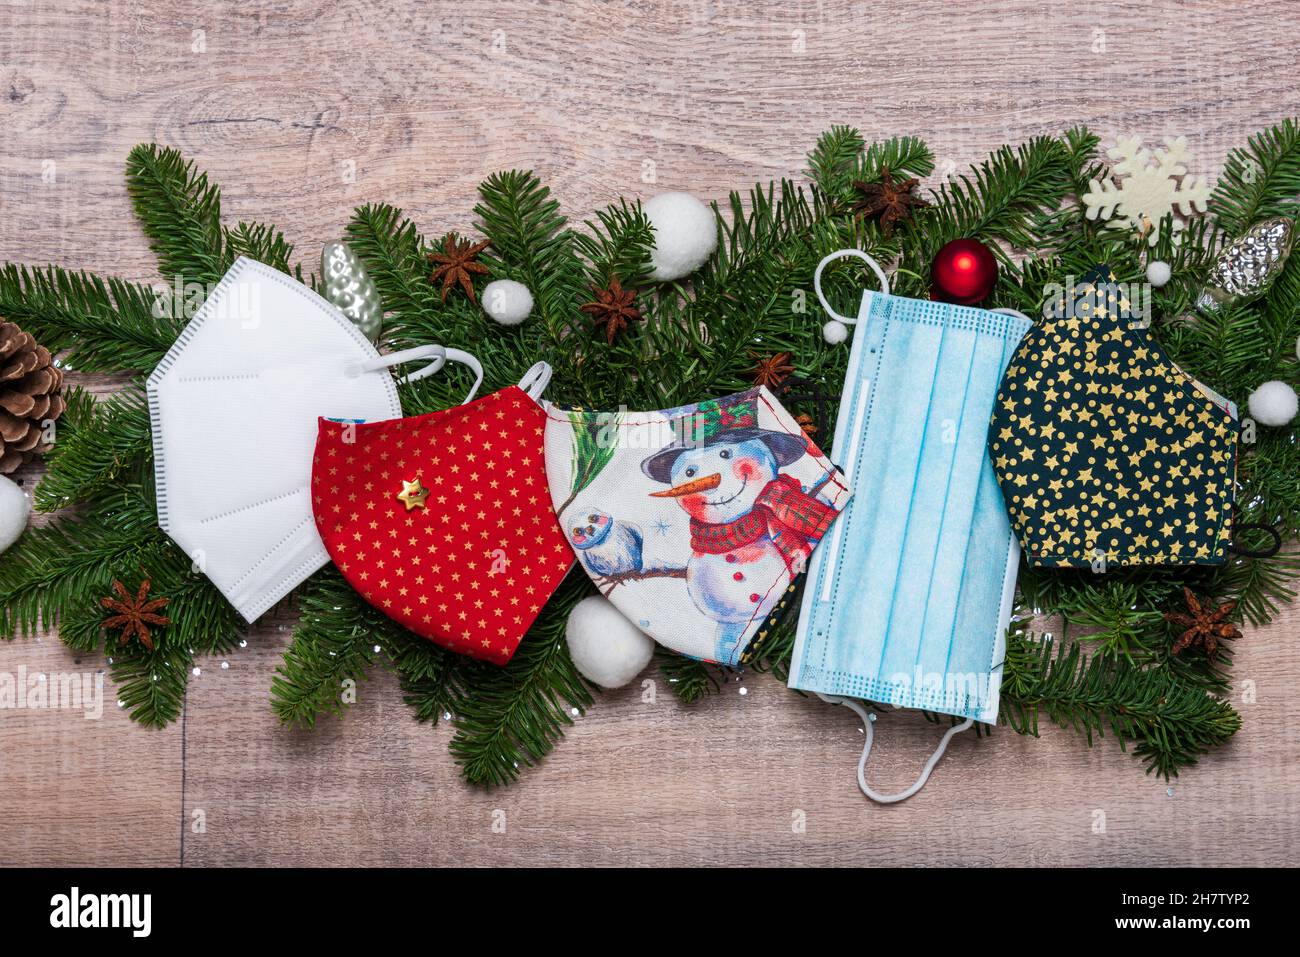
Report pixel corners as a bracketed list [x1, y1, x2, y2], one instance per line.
[397, 477, 430, 511]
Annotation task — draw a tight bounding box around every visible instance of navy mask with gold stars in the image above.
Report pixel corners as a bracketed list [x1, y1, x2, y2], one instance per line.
[988, 265, 1239, 569]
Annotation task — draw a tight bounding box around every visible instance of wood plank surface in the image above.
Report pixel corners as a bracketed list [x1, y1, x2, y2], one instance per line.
[1, 0, 1298, 867]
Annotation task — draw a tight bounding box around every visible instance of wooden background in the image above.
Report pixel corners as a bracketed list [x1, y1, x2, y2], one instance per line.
[1, 0, 1298, 867]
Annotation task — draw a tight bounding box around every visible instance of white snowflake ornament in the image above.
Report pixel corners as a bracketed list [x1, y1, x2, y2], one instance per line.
[1082, 135, 1210, 246]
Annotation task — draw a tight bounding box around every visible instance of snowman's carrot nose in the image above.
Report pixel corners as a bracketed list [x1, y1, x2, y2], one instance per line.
[649, 472, 722, 497]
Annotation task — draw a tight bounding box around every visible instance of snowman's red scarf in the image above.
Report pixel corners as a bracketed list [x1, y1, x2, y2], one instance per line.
[689, 474, 837, 564]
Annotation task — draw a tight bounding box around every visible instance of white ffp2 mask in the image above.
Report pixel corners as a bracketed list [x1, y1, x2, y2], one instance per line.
[147, 257, 460, 622]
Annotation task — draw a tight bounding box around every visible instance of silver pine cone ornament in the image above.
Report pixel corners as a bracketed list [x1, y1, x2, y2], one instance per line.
[1196, 217, 1295, 314]
[321, 241, 383, 341]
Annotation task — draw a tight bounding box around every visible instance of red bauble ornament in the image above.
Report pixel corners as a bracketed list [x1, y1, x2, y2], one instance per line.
[930, 238, 998, 305]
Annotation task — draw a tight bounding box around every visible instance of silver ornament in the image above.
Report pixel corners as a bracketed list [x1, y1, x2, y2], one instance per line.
[1196, 216, 1294, 314]
[321, 241, 383, 341]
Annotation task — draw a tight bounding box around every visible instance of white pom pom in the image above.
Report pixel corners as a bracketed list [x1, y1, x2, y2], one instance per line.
[0, 475, 31, 555]
[482, 279, 533, 326]
[644, 192, 717, 281]
[1247, 380, 1298, 427]
[565, 595, 655, 689]
[1146, 260, 1172, 287]
[822, 319, 849, 344]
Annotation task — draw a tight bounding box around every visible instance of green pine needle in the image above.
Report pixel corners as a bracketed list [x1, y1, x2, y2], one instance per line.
[658, 648, 722, 704]
[1210, 118, 1300, 238]
[125, 144, 227, 288]
[0, 263, 182, 373]
[125, 143, 303, 288]
[270, 568, 385, 727]
[1001, 628, 1242, 779]
[448, 577, 593, 787]
[34, 384, 153, 513]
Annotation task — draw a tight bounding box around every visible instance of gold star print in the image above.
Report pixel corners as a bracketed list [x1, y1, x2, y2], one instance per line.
[987, 265, 1238, 570]
[396, 477, 431, 511]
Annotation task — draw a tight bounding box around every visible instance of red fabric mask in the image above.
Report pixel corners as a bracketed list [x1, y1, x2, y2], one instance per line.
[311, 360, 574, 664]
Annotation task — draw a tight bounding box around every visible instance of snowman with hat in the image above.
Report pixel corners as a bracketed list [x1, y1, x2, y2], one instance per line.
[636, 395, 839, 663]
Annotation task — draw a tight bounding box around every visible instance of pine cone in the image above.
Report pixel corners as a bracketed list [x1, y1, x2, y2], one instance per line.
[0, 320, 65, 473]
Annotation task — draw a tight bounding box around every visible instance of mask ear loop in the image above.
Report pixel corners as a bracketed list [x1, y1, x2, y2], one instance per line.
[818, 694, 974, 803]
[1226, 520, 1283, 558]
[354, 345, 485, 404]
[517, 361, 553, 402]
[990, 307, 1032, 323]
[814, 249, 890, 344]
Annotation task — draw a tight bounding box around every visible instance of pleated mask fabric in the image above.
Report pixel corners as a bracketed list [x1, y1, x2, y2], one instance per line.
[792, 252, 1030, 728]
[148, 258, 407, 623]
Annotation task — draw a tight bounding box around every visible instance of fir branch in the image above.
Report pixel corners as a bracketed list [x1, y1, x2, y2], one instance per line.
[0, 503, 161, 640]
[696, 179, 816, 304]
[656, 180, 826, 409]
[806, 128, 934, 204]
[572, 198, 656, 290]
[34, 384, 152, 513]
[0, 262, 182, 373]
[658, 648, 721, 704]
[1061, 125, 1104, 195]
[222, 221, 303, 280]
[270, 567, 383, 726]
[1000, 629, 1241, 778]
[1262, 251, 1300, 362]
[1064, 581, 1173, 664]
[1237, 429, 1300, 538]
[905, 136, 1073, 286]
[386, 629, 478, 723]
[344, 203, 436, 325]
[449, 577, 593, 787]
[1209, 549, 1300, 628]
[475, 171, 585, 342]
[1160, 304, 1263, 396]
[108, 635, 193, 728]
[806, 125, 867, 198]
[1210, 118, 1300, 238]
[345, 206, 515, 408]
[126, 144, 226, 288]
[748, 613, 799, 684]
[857, 136, 935, 183]
[126, 144, 302, 290]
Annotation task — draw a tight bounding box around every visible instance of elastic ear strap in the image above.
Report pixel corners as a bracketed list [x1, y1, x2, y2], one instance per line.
[431, 347, 484, 404]
[360, 344, 484, 404]
[1227, 520, 1283, 558]
[358, 344, 445, 381]
[819, 694, 974, 804]
[814, 249, 890, 325]
[517, 361, 553, 401]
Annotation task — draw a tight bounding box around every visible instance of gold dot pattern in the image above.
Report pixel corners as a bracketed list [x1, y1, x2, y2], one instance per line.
[988, 266, 1238, 568]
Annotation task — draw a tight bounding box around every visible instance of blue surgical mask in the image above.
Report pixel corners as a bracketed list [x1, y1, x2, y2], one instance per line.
[790, 249, 1031, 802]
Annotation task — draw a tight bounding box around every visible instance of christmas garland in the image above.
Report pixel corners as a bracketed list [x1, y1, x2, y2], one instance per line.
[1, 122, 1297, 786]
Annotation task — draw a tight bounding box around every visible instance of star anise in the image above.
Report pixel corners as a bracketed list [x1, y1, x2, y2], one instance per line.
[580, 276, 642, 344]
[427, 234, 491, 304]
[1163, 586, 1240, 660]
[850, 166, 929, 235]
[749, 351, 795, 388]
[794, 412, 817, 438]
[100, 578, 171, 651]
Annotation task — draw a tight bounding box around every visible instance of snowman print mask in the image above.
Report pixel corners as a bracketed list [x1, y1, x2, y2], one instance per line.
[542, 387, 850, 665]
